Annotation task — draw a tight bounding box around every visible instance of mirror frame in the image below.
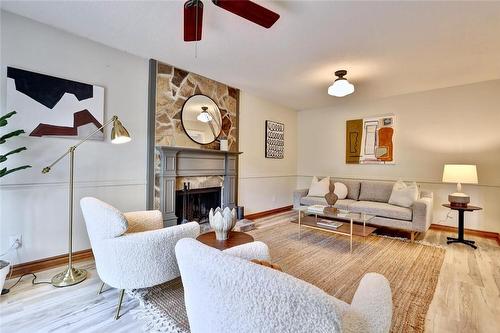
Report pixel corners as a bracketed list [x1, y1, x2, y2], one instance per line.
[180, 94, 222, 145]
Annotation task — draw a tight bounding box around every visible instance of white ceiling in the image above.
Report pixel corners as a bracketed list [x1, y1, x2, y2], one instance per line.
[2, 1, 500, 110]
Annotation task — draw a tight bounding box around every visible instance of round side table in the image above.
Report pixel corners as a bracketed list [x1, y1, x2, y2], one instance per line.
[442, 204, 482, 249]
[196, 231, 254, 250]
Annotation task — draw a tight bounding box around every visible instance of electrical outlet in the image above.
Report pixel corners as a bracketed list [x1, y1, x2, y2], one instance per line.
[9, 235, 22, 249]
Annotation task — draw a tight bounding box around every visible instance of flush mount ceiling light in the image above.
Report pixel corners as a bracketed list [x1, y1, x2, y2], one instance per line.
[328, 70, 355, 97]
[197, 106, 213, 122]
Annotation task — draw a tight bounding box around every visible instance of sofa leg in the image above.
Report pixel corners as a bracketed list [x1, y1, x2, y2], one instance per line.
[410, 231, 415, 242]
[114, 289, 125, 320]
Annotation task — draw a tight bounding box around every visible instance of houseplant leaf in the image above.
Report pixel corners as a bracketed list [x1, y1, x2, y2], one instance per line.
[0, 130, 25, 144]
[0, 147, 28, 163]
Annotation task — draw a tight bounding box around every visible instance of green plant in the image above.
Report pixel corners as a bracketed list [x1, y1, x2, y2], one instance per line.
[0, 111, 31, 178]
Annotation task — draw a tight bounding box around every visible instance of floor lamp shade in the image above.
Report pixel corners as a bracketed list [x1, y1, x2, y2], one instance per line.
[42, 115, 131, 287]
[442, 164, 478, 207]
[111, 118, 131, 144]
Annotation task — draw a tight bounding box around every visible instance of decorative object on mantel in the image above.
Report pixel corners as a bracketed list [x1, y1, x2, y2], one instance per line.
[346, 114, 395, 164]
[41, 116, 131, 287]
[6, 67, 105, 140]
[209, 207, 237, 240]
[181, 94, 222, 145]
[328, 70, 355, 97]
[219, 137, 228, 151]
[442, 164, 478, 207]
[265, 120, 284, 159]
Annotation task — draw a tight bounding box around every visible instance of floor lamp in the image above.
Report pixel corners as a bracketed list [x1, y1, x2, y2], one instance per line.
[42, 115, 131, 287]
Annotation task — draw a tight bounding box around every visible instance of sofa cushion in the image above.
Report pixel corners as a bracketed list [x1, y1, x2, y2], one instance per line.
[334, 179, 361, 200]
[358, 181, 394, 203]
[333, 199, 357, 211]
[333, 182, 348, 199]
[300, 196, 327, 206]
[388, 180, 419, 208]
[308, 176, 330, 197]
[350, 201, 413, 221]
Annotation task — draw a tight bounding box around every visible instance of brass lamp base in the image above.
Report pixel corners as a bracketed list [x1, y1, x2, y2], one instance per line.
[51, 266, 87, 287]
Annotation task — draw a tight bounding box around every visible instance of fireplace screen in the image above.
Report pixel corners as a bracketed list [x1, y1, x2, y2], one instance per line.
[175, 186, 222, 225]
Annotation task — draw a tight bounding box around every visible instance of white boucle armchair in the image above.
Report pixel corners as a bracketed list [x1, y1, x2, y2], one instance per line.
[80, 197, 200, 319]
[176, 238, 393, 333]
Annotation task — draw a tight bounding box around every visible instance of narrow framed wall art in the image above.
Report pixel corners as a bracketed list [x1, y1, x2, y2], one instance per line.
[265, 120, 284, 159]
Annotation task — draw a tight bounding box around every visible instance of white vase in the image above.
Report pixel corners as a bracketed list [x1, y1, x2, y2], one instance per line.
[209, 207, 237, 241]
[0, 260, 10, 294]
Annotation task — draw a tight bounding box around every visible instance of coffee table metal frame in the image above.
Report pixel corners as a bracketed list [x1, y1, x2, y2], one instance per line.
[297, 206, 375, 253]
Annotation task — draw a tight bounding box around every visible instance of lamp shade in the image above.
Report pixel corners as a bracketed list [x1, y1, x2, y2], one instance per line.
[328, 79, 355, 97]
[442, 164, 478, 184]
[197, 111, 213, 123]
[111, 118, 131, 144]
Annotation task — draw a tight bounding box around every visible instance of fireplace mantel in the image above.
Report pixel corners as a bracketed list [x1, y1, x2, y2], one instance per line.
[156, 146, 242, 226]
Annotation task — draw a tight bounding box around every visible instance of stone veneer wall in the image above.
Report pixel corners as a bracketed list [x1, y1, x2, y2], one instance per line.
[153, 61, 240, 209]
[176, 176, 224, 191]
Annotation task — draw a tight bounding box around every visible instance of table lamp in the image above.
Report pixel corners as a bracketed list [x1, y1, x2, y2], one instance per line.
[42, 115, 131, 287]
[442, 164, 478, 207]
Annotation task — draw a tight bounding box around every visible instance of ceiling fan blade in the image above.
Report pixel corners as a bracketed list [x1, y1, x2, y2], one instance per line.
[184, 0, 204, 41]
[212, 0, 279, 28]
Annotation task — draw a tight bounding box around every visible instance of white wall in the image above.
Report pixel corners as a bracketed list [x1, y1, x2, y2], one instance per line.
[238, 92, 297, 214]
[297, 80, 500, 232]
[0, 12, 149, 264]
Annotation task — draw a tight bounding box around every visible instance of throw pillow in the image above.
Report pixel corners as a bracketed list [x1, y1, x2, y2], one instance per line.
[388, 180, 419, 208]
[308, 176, 330, 197]
[333, 182, 348, 199]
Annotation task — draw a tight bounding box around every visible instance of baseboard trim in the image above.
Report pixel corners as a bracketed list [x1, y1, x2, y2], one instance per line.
[245, 205, 293, 220]
[430, 224, 500, 245]
[10, 249, 94, 279]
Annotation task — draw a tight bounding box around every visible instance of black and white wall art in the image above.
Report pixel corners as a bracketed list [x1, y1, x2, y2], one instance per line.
[6, 67, 104, 140]
[265, 120, 284, 159]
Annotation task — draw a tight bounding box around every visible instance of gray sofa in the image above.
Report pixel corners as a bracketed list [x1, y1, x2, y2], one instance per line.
[293, 179, 433, 239]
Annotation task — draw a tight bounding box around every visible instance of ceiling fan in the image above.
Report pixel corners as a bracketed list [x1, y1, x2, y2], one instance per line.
[184, 0, 280, 42]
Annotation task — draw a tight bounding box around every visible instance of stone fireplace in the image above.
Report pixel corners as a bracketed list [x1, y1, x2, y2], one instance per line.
[156, 146, 240, 226]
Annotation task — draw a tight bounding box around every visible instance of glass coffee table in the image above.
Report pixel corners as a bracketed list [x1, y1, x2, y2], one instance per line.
[297, 206, 377, 253]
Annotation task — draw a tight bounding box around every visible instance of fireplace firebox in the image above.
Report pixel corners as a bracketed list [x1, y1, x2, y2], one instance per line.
[175, 185, 222, 225]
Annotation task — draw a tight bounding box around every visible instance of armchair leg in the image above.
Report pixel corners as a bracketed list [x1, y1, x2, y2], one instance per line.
[410, 231, 415, 242]
[97, 282, 106, 295]
[114, 289, 125, 320]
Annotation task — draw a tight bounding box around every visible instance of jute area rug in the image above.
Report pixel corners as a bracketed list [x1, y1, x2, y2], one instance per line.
[131, 220, 445, 333]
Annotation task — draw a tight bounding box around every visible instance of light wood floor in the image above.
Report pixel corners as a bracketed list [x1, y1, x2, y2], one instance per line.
[1, 212, 499, 333]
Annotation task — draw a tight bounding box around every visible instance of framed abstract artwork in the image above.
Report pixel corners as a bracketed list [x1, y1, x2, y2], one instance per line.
[265, 120, 284, 159]
[346, 115, 395, 164]
[6, 67, 105, 140]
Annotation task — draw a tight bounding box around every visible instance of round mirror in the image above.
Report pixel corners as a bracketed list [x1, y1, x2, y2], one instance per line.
[181, 94, 222, 145]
